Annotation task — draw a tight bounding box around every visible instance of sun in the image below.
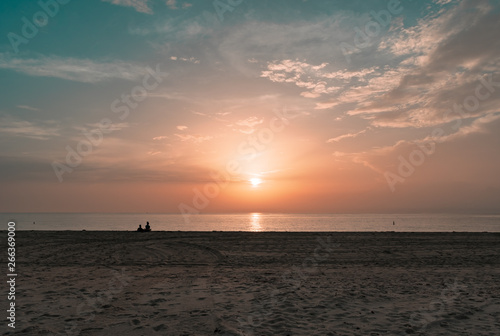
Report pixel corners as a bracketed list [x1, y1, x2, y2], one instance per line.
[249, 177, 262, 187]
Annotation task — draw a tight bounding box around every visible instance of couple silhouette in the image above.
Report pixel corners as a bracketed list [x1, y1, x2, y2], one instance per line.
[137, 221, 151, 232]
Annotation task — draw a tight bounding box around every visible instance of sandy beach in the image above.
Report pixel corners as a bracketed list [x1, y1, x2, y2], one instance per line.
[4, 231, 500, 335]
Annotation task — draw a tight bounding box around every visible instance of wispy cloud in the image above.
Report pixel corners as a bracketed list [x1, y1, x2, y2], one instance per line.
[170, 56, 200, 64]
[327, 129, 367, 143]
[166, 0, 177, 9]
[430, 113, 500, 143]
[230, 116, 264, 134]
[175, 133, 212, 143]
[17, 105, 40, 112]
[255, 0, 500, 131]
[0, 118, 59, 140]
[83, 122, 130, 132]
[349, 0, 500, 128]
[102, 0, 152, 14]
[348, 112, 500, 177]
[262, 60, 338, 98]
[217, 14, 359, 77]
[262, 59, 381, 100]
[166, 0, 193, 10]
[435, 0, 454, 4]
[0, 53, 150, 83]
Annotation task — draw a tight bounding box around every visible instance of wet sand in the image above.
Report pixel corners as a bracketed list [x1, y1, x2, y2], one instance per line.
[4, 231, 500, 335]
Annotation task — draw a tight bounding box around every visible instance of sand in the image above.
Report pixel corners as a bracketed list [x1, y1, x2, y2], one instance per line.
[3, 231, 500, 335]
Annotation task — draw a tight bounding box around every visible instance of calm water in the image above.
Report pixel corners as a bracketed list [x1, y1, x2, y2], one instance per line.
[1, 213, 500, 232]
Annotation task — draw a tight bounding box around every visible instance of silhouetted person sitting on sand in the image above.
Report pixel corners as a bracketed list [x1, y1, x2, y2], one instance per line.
[137, 224, 144, 232]
[145, 221, 151, 232]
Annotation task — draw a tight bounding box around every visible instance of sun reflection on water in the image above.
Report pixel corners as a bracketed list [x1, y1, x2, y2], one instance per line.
[250, 213, 262, 232]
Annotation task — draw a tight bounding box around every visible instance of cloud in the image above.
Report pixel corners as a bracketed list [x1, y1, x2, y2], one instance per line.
[262, 59, 384, 103]
[102, 0, 152, 14]
[147, 150, 162, 155]
[235, 116, 264, 128]
[166, 0, 192, 10]
[170, 56, 200, 64]
[276, 0, 500, 130]
[327, 129, 367, 143]
[313, 68, 407, 110]
[431, 112, 500, 143]
[0, 53, 150, 83]
[174, 134, 212, 143]
[355, 0, 500, 127]
[176, 125, 188, 130]
[84, 122, 130, 133]
[17, 105, 40, 111]
[314, 100, 338, 110]
[348, 112, 500, 179]
[261, 60, 346, 98]
[166, 0, 177, 9]
[251, 1, 500, 132]
[231, 116, 264, 134]
[218, 15, 357, 77]
[0, 117, 59, 140]
[148, 91, 191, 102]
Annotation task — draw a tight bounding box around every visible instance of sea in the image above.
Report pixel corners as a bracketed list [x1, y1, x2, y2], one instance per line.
[1, 213, 500, 232]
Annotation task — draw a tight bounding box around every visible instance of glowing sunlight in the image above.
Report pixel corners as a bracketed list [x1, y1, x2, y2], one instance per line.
[250, 178, 263, 188]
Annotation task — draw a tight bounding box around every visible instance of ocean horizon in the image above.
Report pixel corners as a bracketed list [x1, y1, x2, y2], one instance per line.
[2, 213, 500, 232]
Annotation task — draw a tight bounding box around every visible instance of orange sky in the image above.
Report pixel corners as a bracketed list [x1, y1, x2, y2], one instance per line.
[1, 0, 500, 213]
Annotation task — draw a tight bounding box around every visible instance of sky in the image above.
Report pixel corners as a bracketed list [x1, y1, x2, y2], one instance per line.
[1, 0, 500, 214]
